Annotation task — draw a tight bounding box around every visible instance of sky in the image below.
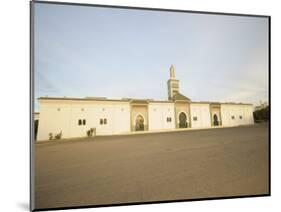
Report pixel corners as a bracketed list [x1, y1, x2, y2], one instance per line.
[34, 3, 269, 111]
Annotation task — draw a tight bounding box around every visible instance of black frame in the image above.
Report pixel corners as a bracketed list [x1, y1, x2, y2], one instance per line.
[30, 1, 271, 211]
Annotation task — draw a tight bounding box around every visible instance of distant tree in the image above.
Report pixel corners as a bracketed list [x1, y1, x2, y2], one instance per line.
[253, 106, 269, 123]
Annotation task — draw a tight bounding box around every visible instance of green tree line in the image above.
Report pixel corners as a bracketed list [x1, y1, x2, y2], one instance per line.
[253, 106, 269, 122]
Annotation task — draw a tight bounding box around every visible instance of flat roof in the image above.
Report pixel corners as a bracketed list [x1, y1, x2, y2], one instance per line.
[191, 101, 252, 105]
[38, 97, 130, 102]
[38, 97, 253, 105]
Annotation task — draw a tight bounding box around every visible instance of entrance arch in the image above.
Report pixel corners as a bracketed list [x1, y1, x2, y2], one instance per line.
[179, 112, 187, 128]
[213, 114, 219, 126]
[135, 115, 144, 131]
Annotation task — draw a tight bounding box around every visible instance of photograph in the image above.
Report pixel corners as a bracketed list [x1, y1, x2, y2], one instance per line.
[31, 1, 270, 211]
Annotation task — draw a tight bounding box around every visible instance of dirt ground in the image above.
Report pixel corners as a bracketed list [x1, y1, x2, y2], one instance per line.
[34, 123, 269, 209]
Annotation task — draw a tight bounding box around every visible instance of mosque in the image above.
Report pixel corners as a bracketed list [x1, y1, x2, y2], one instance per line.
[36, 65, 254, 141]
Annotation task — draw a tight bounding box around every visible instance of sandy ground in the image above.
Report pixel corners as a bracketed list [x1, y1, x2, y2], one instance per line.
[34, 123, 269, 209]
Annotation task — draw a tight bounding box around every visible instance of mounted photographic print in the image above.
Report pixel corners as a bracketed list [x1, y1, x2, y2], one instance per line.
[30, 1, 270, 211]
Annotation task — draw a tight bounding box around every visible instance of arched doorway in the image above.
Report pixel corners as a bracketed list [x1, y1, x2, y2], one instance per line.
[135, 115, 144, 131]
[213, 114, 219, 126]
[179, 112, 187, 128]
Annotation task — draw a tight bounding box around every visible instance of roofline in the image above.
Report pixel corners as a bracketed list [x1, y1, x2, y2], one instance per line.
[38, 97, 253, 105]
[149, 100, 174, 103]
[174, 100, 191, 103]
[219, 102, 253, 106]
[191, 101, 253, 105]
[38, 97, 130, 102]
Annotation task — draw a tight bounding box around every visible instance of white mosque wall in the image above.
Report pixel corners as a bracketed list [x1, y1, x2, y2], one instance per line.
[220, 104, 254, 127]
[148, 102, 175, 130]
[190, 103, 212, 128]
[37, 101, 72, 141]
[37, 100, 131, 141]
[37, 99, 255, 141]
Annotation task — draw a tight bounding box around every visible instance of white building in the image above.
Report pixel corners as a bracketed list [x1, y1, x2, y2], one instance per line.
[36, 65, 254, 141]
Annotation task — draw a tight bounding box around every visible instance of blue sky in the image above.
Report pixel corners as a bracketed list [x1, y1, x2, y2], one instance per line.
[34, 3, 269, 111]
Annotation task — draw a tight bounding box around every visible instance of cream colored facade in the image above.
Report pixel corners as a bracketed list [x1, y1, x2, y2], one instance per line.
[190, 103, 211, 128]
[36, 66, 254, 141]
[148, 102, 175, 131]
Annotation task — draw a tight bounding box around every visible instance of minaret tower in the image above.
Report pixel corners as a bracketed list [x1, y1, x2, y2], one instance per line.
[167, 65, 180, 100]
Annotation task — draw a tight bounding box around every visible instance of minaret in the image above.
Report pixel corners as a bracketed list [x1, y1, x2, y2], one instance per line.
[170, 64, 175, 78]
[167, 65, 179, 100]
